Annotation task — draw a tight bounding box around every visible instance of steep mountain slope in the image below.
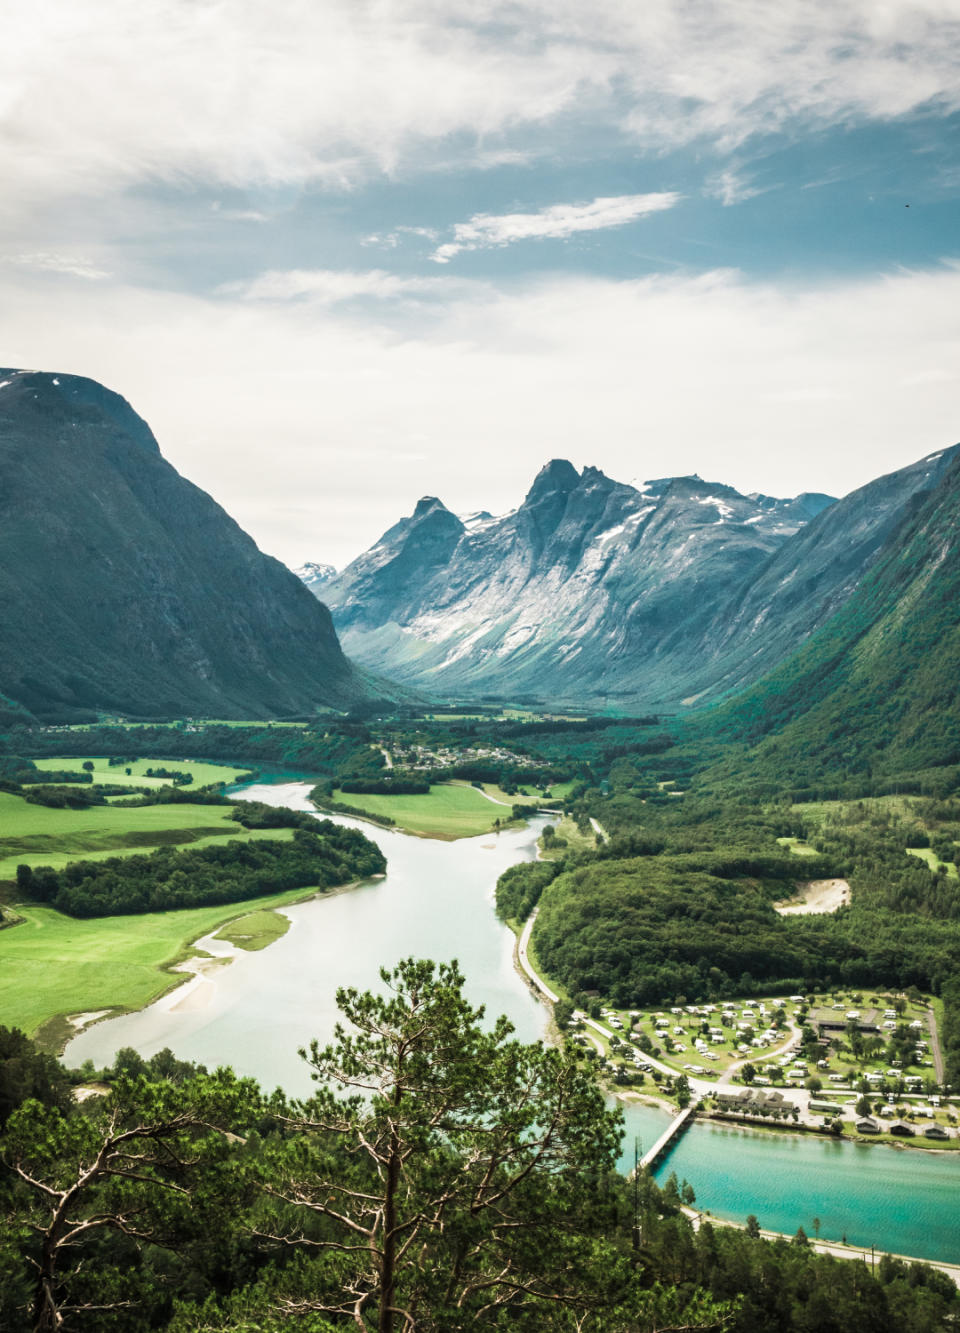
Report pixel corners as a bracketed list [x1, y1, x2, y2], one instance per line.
[308, 447, 956, 708]
[695, 448, 960, 790]
[676, 445, 959, 703]
[0, 369, 368, 720]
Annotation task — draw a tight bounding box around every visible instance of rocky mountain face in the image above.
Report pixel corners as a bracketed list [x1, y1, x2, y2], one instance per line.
[294, 561, 337, 595]
[306, 447, 958, 708]
[0, 369, 369, 720]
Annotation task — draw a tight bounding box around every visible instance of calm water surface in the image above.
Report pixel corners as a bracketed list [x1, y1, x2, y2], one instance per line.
[620, 1106, 960, 1264]
[66, 783, 960, 1263]
[66, 783, 549, 1096]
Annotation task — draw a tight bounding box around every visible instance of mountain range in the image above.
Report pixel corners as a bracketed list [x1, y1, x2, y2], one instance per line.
[0, 369, 373, 721]
[305, 448, 958, 708]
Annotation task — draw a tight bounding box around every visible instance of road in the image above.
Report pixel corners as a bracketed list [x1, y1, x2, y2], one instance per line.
[928, 1008, 945, 1082]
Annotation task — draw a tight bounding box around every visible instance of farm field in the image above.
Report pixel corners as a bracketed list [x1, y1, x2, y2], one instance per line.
[30, 755, 252, 789]
[327, 782, 525, 838]
[0, 885, 316, 1048]
[0, 790, 295, 881]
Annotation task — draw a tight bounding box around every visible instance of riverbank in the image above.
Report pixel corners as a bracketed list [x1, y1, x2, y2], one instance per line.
[681, 1206, 960, 1289]
[1, 880, 356, 1054]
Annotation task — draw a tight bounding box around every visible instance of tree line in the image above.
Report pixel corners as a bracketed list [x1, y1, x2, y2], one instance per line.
[15, 822, 385, 918]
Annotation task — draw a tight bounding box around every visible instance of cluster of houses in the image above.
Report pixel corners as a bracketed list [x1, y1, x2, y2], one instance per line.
[388, 742, 543, 774]
[853, 1116, 951, 1139]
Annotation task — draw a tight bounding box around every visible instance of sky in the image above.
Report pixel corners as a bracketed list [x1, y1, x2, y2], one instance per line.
[2, 1, 960, 569]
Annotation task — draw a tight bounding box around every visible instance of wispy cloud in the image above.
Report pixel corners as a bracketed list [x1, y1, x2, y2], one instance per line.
[431, 192, 681, 262]
[6, 252, 110, 280]
[219, 267, 457, 304]
[3, 2, 959, 221]
[362, 225, 441, 249]
[705, 169, 779, 207]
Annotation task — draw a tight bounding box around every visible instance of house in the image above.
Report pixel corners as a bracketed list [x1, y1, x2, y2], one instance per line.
[714, 1089, 795, 1116]
[808, 1099, 839, 1116]
[889, 1121, 915, 1137]
[856, 1117, 880, 1134]
[924, 1124, 950, 1140]
[811, 1007, 881, 1039]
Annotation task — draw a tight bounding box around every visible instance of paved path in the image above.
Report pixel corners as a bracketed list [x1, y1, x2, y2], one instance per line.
[927, 1008, 945, 1083]
[516, 909, 558, 1003]
[716, 1022, 800, 1086]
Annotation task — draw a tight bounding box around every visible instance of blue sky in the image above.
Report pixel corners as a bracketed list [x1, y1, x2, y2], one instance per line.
[1, 1, 959, 566]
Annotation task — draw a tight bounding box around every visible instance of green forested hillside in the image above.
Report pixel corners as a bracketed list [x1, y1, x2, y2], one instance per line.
[692, 449, 960, 795]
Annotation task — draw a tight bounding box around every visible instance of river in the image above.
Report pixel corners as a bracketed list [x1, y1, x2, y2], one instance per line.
[65, 782, 960, 1264]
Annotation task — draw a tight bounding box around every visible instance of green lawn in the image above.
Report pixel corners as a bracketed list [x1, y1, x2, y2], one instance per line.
[31, 756, 252, 789]
[0, 886, 316, 1047]
[215, 909, 291, 952]
[906, 846, 960, 879]
[328, 782, 520, 838]
[0, 790, 295, 881]
[776, 836, 820, 857]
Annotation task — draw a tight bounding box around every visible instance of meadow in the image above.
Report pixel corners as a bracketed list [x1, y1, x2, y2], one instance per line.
[30, 755, 251, 788]
[0, 790, 298, 881]
[215, 908, 291, 952]
[327, 781, 523, 838]
[0, 886, 314, 1049]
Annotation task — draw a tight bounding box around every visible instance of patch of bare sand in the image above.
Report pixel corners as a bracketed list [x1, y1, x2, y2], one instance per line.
[68, 1009, 112, 1033]
[775, 878, 850, 916]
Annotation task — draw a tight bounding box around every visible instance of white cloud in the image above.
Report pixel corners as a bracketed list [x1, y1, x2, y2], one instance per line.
[2, 259, 958, 567]
[2, 1, 959, 221]
[431, 193, 681, 262]
[220, 267, 459, 304]
[5, 251, 110, 280]
[362, 226, 441, 250]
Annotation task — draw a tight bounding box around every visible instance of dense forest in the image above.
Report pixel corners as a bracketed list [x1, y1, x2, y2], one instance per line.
[0, 963, 956, 1333]
[15, 821, 385, 917]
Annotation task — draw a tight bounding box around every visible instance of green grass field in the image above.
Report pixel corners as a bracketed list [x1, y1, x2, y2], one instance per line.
[776, 836, 820, 857]
[0, 790, 295, 882]
[31, 756, 252, 789]
[538, 815, 597, 860]
[328, 782, 522, 838]
[215, 909, 291, 952]
[906, 846, 960, 879]
[0, 886, 316, 1047]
